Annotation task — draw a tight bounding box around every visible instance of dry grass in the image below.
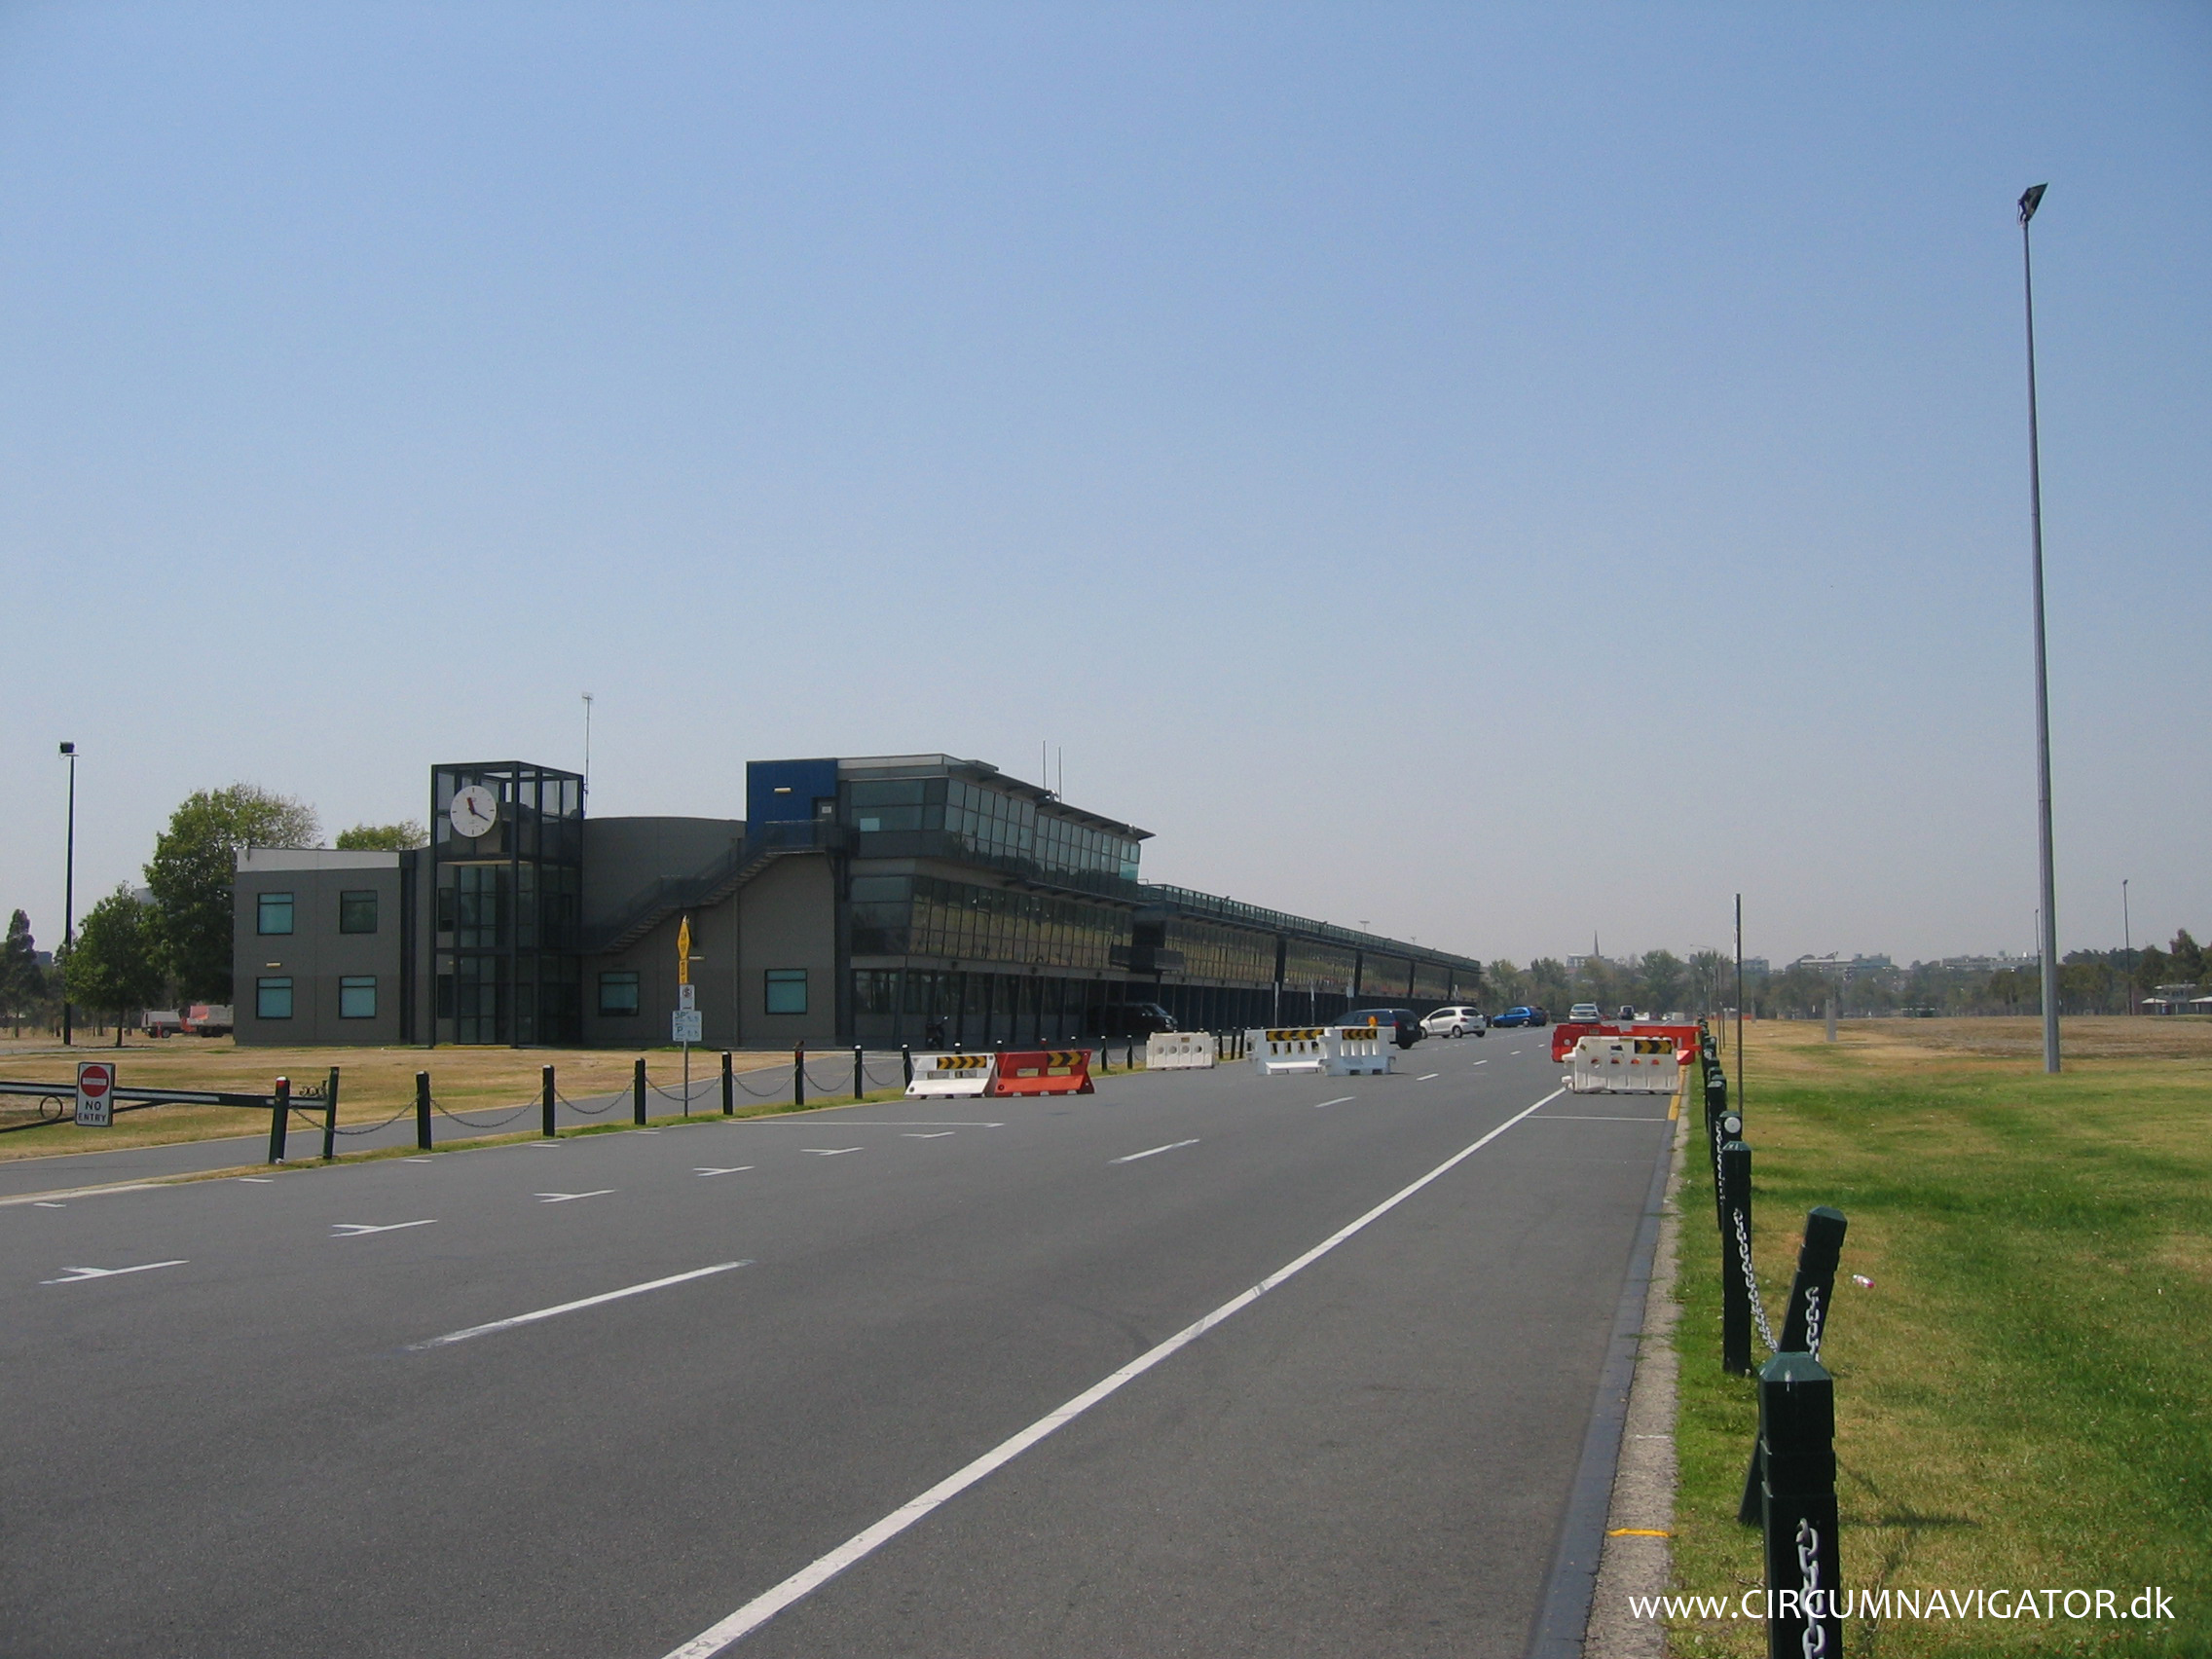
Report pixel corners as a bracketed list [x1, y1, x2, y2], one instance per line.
[0, 1037, 792, 1161]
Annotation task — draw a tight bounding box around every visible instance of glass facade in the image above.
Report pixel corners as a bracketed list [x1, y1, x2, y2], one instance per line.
[846, 774, 1141, 884]
[851, 873, 1125, 972]
[257, 893, 294, 935]
[430, 762, 585, 1046]
[1359, 955, 1412, 1001]
[1164, 918, 1277, 983]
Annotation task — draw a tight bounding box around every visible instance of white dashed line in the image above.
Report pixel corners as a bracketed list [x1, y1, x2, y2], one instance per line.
[902, 1131, 956, 1139]
[1312, 1096, 1354, 1110]
[42, 1260, 188, 1285]
[694, 1167, 754, 1177]
[33, 1201, 65, 1209]
[535, 1190, 615, 1203]
[1416, 1072, 1440, 1081]
[802, 1148, 862, 1157]
[331, 1220, 437, 1236]
[410, 1261, 752, 1350]
[1110, 1139, 1199, 1164]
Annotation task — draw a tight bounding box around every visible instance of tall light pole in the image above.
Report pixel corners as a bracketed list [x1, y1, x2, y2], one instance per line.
[2019, 182, 2060, 1074]
[58, 742, 77, 1047]
[2121, 878, 2133, 1015]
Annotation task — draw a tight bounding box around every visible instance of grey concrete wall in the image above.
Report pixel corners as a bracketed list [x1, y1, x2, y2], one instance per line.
[233, 854, 405, 1047]
[736, 855, 840, 1048]
[582, 816, 744, 931]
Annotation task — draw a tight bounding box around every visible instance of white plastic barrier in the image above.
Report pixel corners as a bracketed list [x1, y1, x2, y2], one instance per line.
[1249, 1027, 1330, 1075]
[1327, 1025, 1392, 1076]
[1564, 1035, 1680, 1095]
[1146, 1032, 1216, 1071]
[905, 1052, 996, 1097]
[1246, 1027, 1394, 1077]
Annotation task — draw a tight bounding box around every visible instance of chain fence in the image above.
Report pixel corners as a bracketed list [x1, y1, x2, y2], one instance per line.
[429, 1095, 541, 1132]
[329, 1101, 418, 1138]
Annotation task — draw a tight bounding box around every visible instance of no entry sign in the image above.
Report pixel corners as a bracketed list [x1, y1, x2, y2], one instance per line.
[75, 1061, 116, 1127]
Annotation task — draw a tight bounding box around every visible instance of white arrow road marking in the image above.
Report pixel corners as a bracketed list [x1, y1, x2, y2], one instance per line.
[801, 1148, 862, 1157]
[410, 1261, 753, 1350]
[1110, 1139, 1199, 1164]
[331, 1220, 437, 1236]
[694, 1167, 755, 1177]
[1312, 1097, 1354, 1110]
[657, 1087, 1567, 1659]
[42, 1260, 188, 1285]
[535, 1190, 615, 1203]
[902, 1131, 955, 1139]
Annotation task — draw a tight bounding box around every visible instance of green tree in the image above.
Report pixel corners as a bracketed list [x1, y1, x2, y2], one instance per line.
[145, 785, 319, 1000]
[335, 821, 426, 851]
[1638, 949, 1687, 1014]
[2, 909, 45, 1023]
[1526, 957, 1572, 1011]
[63, 886, 166, 1033]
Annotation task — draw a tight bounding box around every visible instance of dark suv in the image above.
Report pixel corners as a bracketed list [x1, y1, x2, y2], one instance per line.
[1345, 1008, 1423, 1050]
[1104, 1003, 1177, 1038]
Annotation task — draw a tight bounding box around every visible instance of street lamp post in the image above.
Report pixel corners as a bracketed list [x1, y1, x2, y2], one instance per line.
[58, 742, 77, 1047]
[2122, 878, 2133, 1015]
[2019, 183, 2060, 1075]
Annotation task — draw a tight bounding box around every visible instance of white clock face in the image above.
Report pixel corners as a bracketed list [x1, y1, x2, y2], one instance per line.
[449, 785, 498, 839]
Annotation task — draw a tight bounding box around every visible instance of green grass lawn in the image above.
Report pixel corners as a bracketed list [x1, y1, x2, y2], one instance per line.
[1668, 1020, 2211, 1657]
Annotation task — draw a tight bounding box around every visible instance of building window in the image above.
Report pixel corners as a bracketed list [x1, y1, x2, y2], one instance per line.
[339, 977, 377, 1018]
[257, 892, 295, 936]
[257, 977, 294, 1019]
[764, 969, 808, 1014]
[599, 971, 641, 1016]
[340, 891, 379, 934]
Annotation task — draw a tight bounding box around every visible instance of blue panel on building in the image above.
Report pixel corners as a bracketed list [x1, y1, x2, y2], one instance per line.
[747, 758, 840, 826]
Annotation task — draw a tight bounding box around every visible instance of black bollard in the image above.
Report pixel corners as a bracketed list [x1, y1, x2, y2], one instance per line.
[1744, 1207, 1851, 1521]
[1720, 1139, 1755, 1376]
[633, 1057, 646, 1125]
[321, 1066, 341, 1161]
[853, 1045, 865, 1102]
[416, 1071, 432, 1150]
[268, 1077, 290, 1164]
[1754, 1352, 1844, 1658]
[901, 1044, 912, 1088]
[542, 1064, 557, 1138]
[721, 1051, 734, 1116]
[793, 1042, 805, 1109]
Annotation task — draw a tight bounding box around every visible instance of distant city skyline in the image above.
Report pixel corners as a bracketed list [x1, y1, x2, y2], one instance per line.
[2, 7, 2205, 968]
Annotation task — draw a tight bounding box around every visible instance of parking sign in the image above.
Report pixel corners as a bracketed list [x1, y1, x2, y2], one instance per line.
[75, 1061, 116, 1127]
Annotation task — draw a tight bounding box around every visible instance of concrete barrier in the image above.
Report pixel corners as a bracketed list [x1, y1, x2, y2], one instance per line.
[905, 1053, 995, 1097]
[1145, 1032, 1215, 1071]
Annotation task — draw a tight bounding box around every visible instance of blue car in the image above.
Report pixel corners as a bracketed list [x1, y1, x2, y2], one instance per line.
[1493, 1006, 1536, 1027]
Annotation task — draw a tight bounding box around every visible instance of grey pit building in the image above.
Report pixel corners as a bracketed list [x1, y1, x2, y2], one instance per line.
[233, 756, 1481, 1049]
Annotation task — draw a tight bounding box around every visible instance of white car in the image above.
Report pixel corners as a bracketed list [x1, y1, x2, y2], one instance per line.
[1568, 1002, 1603, 1023]
[1420, 1005, 1489, 1039]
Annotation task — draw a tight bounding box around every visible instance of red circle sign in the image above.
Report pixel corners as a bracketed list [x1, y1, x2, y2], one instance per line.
[79, 1064, 113, 1099]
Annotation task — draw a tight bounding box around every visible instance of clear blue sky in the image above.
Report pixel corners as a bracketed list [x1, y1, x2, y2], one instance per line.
[3, 4, 2205, 969]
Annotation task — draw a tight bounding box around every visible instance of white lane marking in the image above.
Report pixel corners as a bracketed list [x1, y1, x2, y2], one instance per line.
[734, 1121, 1004, 1128]
[239, 1177, 276, 1183]
[694, 1166, 755, 1177]
[1472, 1059, 1488, 1066]
[801, 1148, 861, 1157]
[0, 1181, 164, 1210]
[1312, 1096, 1354, 1110]
[1511, 1050, 1523, 1055]
[410, 1261, 752, 1350]
[42, 1260, 189, 1285]
[523, 1142, 563, 1150]
[660, 1088, 1566, 1659]
[633, 1129, 662, 1135]
[902, 1131, 955, 1139]
[535, 1190, 615, 1203]
[1416, 1072, 1441, 1081]
[1110, 1138, 1200, 1164]
[331, 1220, 437, 1236]
[33, 1201, 65, 1209]
[404, 1157, 435, 1163]
[1531, 1114, 1670, 1123]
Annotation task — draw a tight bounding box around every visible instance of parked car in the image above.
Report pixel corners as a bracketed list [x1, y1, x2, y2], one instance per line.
[1568, 1003, 1602, 1023]
[1346, 1007, 1423, 1049]
[1618, 1004, 1639, 1020]
[1420, 1005, 1489, 1039]
[1493, 1006, 1537, 1027]
[1105, 1003, 1177, 1038]
[1529, 1007, 1550, 1026]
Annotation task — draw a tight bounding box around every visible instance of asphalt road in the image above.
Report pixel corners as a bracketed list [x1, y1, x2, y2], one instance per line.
[2, 1034, 1673, 1657]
